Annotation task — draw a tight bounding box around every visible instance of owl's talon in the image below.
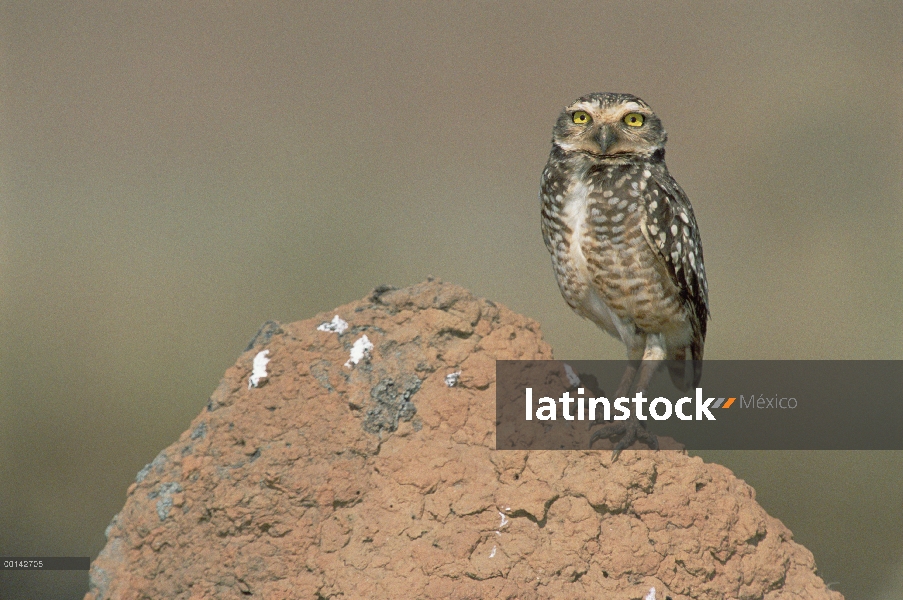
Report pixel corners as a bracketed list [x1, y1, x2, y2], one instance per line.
[589, 418, 659, 461]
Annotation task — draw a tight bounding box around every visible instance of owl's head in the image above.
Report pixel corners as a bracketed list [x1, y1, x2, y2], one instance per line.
[552, 93, 667, 159]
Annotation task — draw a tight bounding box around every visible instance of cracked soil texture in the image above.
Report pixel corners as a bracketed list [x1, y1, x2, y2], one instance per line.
[85, 279, 843, 600]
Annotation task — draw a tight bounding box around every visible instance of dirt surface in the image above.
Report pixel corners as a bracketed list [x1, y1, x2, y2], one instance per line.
[85, 279, 843, 599]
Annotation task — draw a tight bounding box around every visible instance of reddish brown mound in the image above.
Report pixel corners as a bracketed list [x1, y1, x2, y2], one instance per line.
[85, 279, 842, 600]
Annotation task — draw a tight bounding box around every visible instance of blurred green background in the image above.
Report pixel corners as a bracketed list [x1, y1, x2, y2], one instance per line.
[1, 2, 901, 598]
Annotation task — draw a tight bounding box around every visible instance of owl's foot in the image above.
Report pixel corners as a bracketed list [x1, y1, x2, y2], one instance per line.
[589, 418, 659, 461]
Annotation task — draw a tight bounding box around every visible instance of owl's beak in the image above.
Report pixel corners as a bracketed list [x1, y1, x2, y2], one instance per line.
[595, 125, 615, 154]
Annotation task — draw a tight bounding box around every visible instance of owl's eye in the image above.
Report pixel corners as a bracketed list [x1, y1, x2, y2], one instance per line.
[624, 113, 645, 127]
[572, 111, 591, 125]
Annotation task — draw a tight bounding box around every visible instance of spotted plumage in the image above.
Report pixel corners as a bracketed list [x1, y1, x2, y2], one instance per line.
[541, 92, 709, 393]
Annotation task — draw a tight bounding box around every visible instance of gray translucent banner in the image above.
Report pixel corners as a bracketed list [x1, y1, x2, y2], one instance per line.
[496, 360, 903, 450]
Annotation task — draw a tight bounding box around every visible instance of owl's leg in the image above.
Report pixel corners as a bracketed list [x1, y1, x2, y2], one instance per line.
[614, 359, 640, 399]
[586, 354, 640, 431]
[634, 334, 666, 395]
[590, 335, 664, 460]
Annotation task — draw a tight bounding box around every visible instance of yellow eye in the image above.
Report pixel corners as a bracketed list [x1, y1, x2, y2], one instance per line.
[624, 112, 645, 127]
[572, 111, 591, 125]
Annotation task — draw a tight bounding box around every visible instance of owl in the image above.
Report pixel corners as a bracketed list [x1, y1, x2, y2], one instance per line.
[540, 93, 709, 455]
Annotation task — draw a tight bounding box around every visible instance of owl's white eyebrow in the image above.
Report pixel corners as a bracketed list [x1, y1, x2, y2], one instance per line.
[619, 102, 645, 113]
[569, 103, 596, 114]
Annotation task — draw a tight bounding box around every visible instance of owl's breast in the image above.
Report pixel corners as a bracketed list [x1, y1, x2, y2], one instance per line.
[544, 171, 688, 340]
[545, 180, 624, 337]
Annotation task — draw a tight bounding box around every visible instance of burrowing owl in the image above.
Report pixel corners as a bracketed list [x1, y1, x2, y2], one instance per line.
[540, 92, 709, 455]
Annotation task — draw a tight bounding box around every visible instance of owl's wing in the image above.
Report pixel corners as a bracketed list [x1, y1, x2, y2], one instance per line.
[539, 164, 562, 254]
[641, 175, 709, 364]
